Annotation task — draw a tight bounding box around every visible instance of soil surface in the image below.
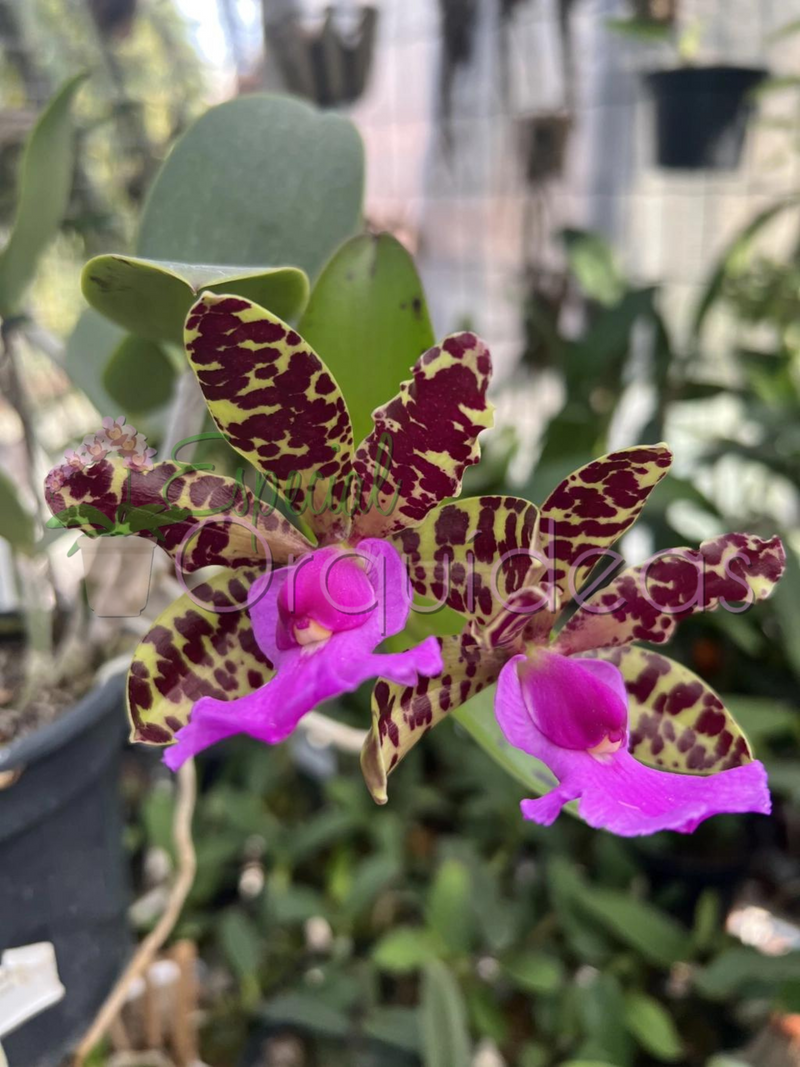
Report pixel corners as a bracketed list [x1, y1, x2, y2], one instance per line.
[0, 642, 95, 746]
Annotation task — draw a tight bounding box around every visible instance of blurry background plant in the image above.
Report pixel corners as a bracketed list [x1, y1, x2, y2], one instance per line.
[1, 0, 800, 1065]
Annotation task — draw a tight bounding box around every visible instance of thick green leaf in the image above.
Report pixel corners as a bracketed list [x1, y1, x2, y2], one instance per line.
[137, 94, 364, 280]
[421, 960, 472, 1067]
[0, 469, 35, 552]
[453, 686, 558, 800]
[82, 255, 308, 344]
[623, 992, 683, 1062]
[0, 73, 86, 316]
[298, 233, 435, 441]
[64, 309, 171, 428]
[103, 334, 176, 413]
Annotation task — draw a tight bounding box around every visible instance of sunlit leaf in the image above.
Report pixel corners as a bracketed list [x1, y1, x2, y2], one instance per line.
[83, 254, 308, 344]
[0, 73, 87, 316]
[138, 94, 364, 280]
[298, 233, 435, 442]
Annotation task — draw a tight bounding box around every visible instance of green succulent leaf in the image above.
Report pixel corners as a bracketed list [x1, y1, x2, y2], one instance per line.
[298, 233, 435, 442]
[0, 73, 87, 316]
[137, 94, 364, 281]
[102, 334, 176, 413]
[82, 255, 309, 344]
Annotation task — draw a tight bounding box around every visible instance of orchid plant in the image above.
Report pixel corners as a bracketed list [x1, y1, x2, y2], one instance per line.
[45, 292, 785, 839]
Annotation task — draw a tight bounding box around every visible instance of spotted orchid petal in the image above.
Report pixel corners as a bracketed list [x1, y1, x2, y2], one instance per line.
[392, 496, 540, 626]
[495, 652, 770, 836]
[362, 629, 506, 802]
[184, 293, 355, 542]
[472, 584, 558, 651]
[349, 333, 494, 541]
[128, 567, 272, 743]
[45, 454, 311, 569]
[584, 645, 756, 773]
[539, 444, 673, 606]
[556, 532, 786, 655]
[164, 540, 443, 769]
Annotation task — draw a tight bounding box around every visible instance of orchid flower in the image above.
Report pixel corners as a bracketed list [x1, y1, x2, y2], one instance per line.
[45, 294, 495, 761]
[363, 445, 785, 837]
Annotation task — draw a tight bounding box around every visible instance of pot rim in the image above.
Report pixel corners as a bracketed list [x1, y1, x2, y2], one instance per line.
[0, 671, 126, 774]
[644, 64, 768, 82]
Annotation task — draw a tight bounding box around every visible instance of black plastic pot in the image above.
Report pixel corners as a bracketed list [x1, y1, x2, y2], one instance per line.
[0, 674, 130, 1067]
[645, 65, 766, 170]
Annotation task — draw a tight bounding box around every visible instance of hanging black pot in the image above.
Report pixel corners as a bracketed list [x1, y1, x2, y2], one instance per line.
[645, 65, 766, 170]
[0, 674, 130, 1067]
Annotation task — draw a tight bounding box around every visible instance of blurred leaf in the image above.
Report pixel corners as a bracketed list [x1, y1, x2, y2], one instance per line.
[138, 95, 364, 280]
[0, 469, 35, 552]
[693, 199, 799, 340]
[562, 228, 626, 306]
[576, 890, 692, 967]
[692, 890, 722, 954]
[342, 852, 401, 920]
[519, 1044, 549, 1067]
[373, 927, 440, 974]
[284, 808, 355, 864]
[219, 908, 262, 981]
[466, 986, 508, 1045]
[421, 960, 472, 1067]
[83, 255, 308, 344]
[623, 991, 683, 1062]
[64, 308, 126, 416]
[771, 538, 800, 680]
[103, 335, 176, 413]
[763, 759, 800, 802]
[577, 972, 633, 1065]
[427, 859, 474, 956]
[766, 18, 800, 43]
[604, 16, 673, 41]
[752, 74, 800, 96]
[140, 783, 175, 859]
[453, 687, 558, 801]
[298, 233, 435, 442]
[504, 952, 565, 995]
[0, 73, 86, 316]
[695, 947, 800, 998]
[259, 992, 350, 1037]
[363, 1007, 422, 1053]
[723, 696, 798, 746]
[553, 858, 691, 967]
[265, 882, 327, 926]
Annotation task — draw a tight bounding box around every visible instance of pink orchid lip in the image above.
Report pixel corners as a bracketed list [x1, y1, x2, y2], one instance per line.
[518, 649, 628, 754]
[495, 653, 772, 836]
[276, 546, 377, 651]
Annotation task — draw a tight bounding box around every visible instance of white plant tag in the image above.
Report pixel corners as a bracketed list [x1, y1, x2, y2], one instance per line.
[0, 943, 65, 1040]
